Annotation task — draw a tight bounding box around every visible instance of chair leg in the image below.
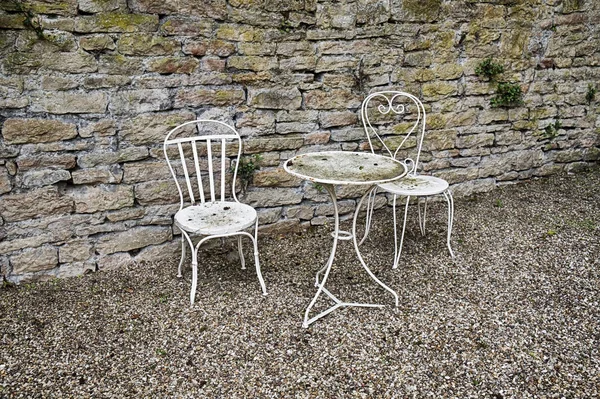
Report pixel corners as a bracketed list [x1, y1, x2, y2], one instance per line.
[190, 251, 198, 306]
[237, 235, 246, 270]
[417, 197, 428, 236]
[177, 234, 185, 278]
[443, 190, 455, 259]
[359, 186, 377, 246]
[252, 220, 267, 295]
[393, 195, 411, 270]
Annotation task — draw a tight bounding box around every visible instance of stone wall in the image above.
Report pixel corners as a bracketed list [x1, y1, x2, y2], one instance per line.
[1, 0, 599, 282]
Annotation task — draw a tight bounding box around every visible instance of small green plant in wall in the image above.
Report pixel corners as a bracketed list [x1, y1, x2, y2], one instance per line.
[233, 154, 262, 193]
[586, 84, 596, 104]
[541, 120, 562, 140]
[475, 58, 504, 80]
[490, 82, 523, 108]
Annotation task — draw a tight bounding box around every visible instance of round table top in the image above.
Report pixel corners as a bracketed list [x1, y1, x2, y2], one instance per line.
[283, 151, 407, 186]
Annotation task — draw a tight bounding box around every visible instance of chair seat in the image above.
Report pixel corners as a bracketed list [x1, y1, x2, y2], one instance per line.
[175, 201, 257, 236]
[378, 175, 449, 196]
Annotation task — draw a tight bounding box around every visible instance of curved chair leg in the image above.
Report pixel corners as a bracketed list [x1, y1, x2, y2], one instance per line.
[443, 190, 455, 259]
[177, 234, 186, 278]
[181, 231, 198, 306]
[252, 220, 267, 295]
[393, 195, 411, 270]
[238, 235, 246, 270]
[359, 186, 378, 246]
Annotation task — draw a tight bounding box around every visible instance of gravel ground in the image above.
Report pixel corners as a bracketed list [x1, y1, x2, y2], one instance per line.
[1, 170, 599, 398]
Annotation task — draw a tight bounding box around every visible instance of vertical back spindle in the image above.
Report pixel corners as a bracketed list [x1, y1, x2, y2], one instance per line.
[220, 139, 226, 202]
[177, 142, 195, 204]
[206, 138, 215, 202]
[191, 140, 205, 203]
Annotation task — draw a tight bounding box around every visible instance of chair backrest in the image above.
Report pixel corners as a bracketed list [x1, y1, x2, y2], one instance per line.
[163, 119, 242, 210]
[360, 91, 426, 175]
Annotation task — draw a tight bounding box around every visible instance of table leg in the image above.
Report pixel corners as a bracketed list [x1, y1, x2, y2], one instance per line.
[303, 184, 396, 328]
[353, 186, 399, 307]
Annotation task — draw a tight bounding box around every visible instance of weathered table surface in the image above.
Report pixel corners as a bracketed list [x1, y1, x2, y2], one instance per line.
[283, 151, 407, 186]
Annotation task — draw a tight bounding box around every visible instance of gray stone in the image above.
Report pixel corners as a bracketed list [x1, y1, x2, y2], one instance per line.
[0, 186, 74, 223]
[74, 13, 159, 33]
[2, 118, 77, 145]
[0, 169, 12, 195]
[72, 167, 123, 184]
[96, 252, 132, 271]
[123, 162, 171, 183]
[286, 205, 314, 220]
[20, 169, 71, 188]
[11, 246, 58, 274]
[77, 147, 149, 168]
[30, 91, 108, 114]
[109, 89, 170, 114]
[243, 188, 303, 207]
[248, 87, 302, 110]
[174, 87, 245, 107]
[119, 111, 195, 145]
[59, 239, 93, 263]
[319, 111, 358, 129]
[66, 184, 134, 213]
[96, 226, 172, 255]
[134, 180, 180, 205]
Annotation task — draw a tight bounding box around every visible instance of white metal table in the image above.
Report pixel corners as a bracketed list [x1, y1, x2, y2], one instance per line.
[283, 151, 408, 327]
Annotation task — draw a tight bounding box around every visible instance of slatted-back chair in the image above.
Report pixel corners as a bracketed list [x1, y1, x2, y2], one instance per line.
[163, 120, 266, 306]
[359, 91, 455, 268]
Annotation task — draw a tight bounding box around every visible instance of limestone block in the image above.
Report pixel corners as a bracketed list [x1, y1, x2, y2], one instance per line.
[456, 133, 495, 149]
[182, 39, 235, 57]
[117, 33, 179, 55]
[147, 57, 199, 74]
[134, 240, 181, 263]
[2, 118, 77, 145]
[236, 111, 276, 136]
[315, 55, 356, 73]
[106, 207, 145, 222]
[279, 56, 317, 71]
[79, 119, 116, 138]
[11, 246, 58, 274]
[495, 131, 522, 146]
[304, 89, 361, 110]
[276, 122, 319, 134]
[216, 23, 265, 42]
[160, 16, 214, 36]
[257, 207, 282, 224]
[40, 52, 98, 74]
[330, 128, 365, 142]
[479, 150, 544, 178]
[24, 0, 78, 15]
[423, 129, 457, 151]
[286, 205, 313, 220]
[305, 131, 330, 145]
[66, 184, 134, 213]
[71, 167, 123, 184]
[79, 0, 124, 13]
[422, 82, 458, 101]
[119, 111, 195, 145]
[131, 0, 227, 19]
[319, 111, 358, 129]
[29, 91, 107, 114]
[55, 262, 96, 278]
[450, 178, 496, 198]
[0, 186, 73, 223]
[19, 169, 71, 188]
[174, 87, 245, 107]
[253, 168, 302, 187]
[244, 137, 304, 154]
[96, 225, 172, 255]
[243, 188, 303, 207]
[74, 13, 159, 33]
[77, 147, 148, 168]
[98, 55, 145, 74]
[315, 200, 355, 216]
[0, 168, 11, 195]
[109, 89, 170, 114]
[59, 239, 93, 263]
[134, 180, 180, 205]
[248, 87, 302, 110]
[97, 252, 132, 271]
[83, 75, 132, 89]
[122, 162, 171, 183]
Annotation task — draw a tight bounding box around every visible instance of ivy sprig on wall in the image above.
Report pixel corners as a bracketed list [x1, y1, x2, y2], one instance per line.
[11, 0, 45, 39]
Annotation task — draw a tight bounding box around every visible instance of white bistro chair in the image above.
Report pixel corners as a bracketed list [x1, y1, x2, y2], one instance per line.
[163, 120, 267, 305]
[360, 91, 455, 268]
